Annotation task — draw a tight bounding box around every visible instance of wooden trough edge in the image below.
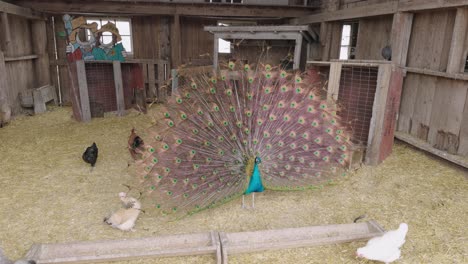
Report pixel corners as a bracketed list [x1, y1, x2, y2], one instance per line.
[24, 221, 385, 264]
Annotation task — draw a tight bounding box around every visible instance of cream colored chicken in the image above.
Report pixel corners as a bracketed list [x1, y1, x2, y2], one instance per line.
[104, 192, 142, 231]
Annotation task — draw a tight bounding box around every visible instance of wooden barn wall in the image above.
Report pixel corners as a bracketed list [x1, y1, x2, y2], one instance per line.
[0, 14, 36, 115]
[406, 9, 456, 71]
[355, 15, 393, 60]
[398, 73, 468, 156]
[180, 17, 215, 66]
[132, 16, 161, 59]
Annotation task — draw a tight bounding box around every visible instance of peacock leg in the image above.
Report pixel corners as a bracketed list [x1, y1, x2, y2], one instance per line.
[242, 195, 245, 208]
[252, 192, 255, 208]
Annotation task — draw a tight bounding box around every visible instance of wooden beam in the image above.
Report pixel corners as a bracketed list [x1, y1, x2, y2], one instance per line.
[0, 12, 11, 51]
[405, 66, 468, 81]
[213, 35, 219, 69]
[14, 0, 313, 18]
[76, 60, 91, 122]
[397, 0, 468, 12]
[391, 12, 413, 67]
[4, 55, 39, 62]
[447, 7, 468, 74]
[395, 131, 468, 168]
[293, 35, 303, 69]
[112, 61, 125, 116]
[0, 0, 44, 20]
[205, 25, 311, 32]
[366, 64, 393, 165]
[214, 32, 299, 41]
[295, 2, 398, 24]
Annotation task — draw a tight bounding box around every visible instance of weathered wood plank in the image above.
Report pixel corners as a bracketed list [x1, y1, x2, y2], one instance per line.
[365, 64, 392, 165]
[0, 12, 11, 51]
[327, 62, 342, 101]
[409, 75, 437, 141]
[398, 0, 468, 12]
[293, 35, 303, 69]
[391, 12, 413, 66]
[32, 19, 50, 87]
[395, 131, 468, 168]
[113, 61, 125, 116]
[76, 60, 91, 122]
[171, 14, 181, 68]
[355, 15, 393, 60]
[447, 7, 468, 74]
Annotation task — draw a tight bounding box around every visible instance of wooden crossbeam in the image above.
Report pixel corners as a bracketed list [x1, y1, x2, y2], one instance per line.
[14, 0, 313, 18]
[0, 0, 44, 20]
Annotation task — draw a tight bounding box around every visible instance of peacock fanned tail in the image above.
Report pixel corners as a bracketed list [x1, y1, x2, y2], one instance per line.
[129, 62, 353, 216]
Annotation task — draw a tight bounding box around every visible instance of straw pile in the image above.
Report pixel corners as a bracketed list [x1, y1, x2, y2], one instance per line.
[0, 106, 466, 263]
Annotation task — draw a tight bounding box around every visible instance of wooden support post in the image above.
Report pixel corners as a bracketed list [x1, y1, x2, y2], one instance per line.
[320, 22, 332, 61]
[213, 35, 219, 69]
[113, 61, 125, 116]
[447, 7, 468, 73]
[171, 68, 178, 95]
[32, 89, 46, 114]
[391, 12, 414, 67]
[76, 60, 91, 122]
[171, 14, 181, 68]
[366, 64, 404, 165]
[32, 19, 51, 87]
[0, 12, 11, 52]
[0, 50, 10, 115]
[327, 62, 342, 101]
[157, 63, 166, 102]
[293, 35, 303, 70]
[147, 63, 156, 99]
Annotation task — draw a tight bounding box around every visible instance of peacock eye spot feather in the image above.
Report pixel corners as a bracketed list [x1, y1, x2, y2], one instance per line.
[244, 64, 250, 71]
[208, 122, 214, 127]
[150, 185, 156, 190]
[172, 179, 178, 184]
[165, 167, 171, 173]
[248, 78, 254, 83]
[158, 175, 163, 179]
[320, 104, 327, 109]
[176, 98, 183, 104]
[185, 92, 191, 99]
[164, 112, 170, 118]
[280, 71, 286, 78]
[181, 113, 187, 119]
[176, 139, 183, 144]
[210, 88, 216, 94]
[265, 64, 272, 71]
[281, 86, 287, 92]
[211, 78, 217, 84]
[167, 120, 174, 127]
[265, 73, 271, 79]
[149, 147, 155, 153]
[183, 193, 189, 198]
[191, 82, 197, 89]
[295, 76, 302, 83]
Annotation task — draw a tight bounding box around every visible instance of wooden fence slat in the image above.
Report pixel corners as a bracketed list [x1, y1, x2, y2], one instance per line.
[76, 60, 91, 122]
[113, 61, 125, 116]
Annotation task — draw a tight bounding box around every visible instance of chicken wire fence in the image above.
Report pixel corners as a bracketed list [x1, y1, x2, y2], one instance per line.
[337, 66, 378, 146]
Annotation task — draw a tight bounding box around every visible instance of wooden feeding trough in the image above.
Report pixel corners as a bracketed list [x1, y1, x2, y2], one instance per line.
[24, 221, 384, 264]
[19, 85, 58, 114]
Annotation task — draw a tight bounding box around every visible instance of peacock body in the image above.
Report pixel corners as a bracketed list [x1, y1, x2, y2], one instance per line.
[129, 62, 352, 216]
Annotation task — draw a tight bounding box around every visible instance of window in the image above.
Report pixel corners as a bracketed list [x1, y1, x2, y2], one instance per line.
[219, 38, 231, 53]
[465, 55, 468, 73]
[86, 18, 133, 53]
[339, 22, 358, 60]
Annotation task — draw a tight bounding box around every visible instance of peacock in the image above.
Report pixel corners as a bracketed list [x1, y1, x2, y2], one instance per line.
[128, 61, 353, 216]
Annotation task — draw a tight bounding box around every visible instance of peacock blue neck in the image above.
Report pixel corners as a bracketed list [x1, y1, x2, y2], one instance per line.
[245, 157, 264, 194]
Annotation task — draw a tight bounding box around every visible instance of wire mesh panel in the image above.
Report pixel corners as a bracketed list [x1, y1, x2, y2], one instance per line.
[85, 62, 117, 115]
[337, 66, 378, 145]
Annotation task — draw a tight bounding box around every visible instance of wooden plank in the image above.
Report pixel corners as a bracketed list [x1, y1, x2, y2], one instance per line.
[409, 75, 437, 141]
[210, 231, 222, 264]
[395, 131, 468, 168]
[365, 64, 392, 165]
[25, 232, 219, 264]
[355, 15, 393, 60]
[293, 35, 303, 70]
[32, 88, 46, 114]
[397, 73, 419, 133]
[76, 60, 91, 122]
[447, 8, 468, 74]
[14, 1, 313, 18]
[157, 63, 166, 101]
[4, 55, 38, 61]
[428, 78, 467, 154]
[205, 25, 311, 32]
[295, 1, 398, 24]
[405, 67, 468, 81]
[147, 63, 156, 98]
[0, 0, 44, 20]
[171, 68, 178, 95]
[223, 221, 385, 255]
[214, 32, 299, 40]
[113, 61, 125, 116]
[219, 232, 228, 264]
[391, 12, 413, 66]
[327, 62, 342, 101]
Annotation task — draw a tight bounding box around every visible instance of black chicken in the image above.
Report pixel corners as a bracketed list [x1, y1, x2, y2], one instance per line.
[82, 142, 98, 168]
